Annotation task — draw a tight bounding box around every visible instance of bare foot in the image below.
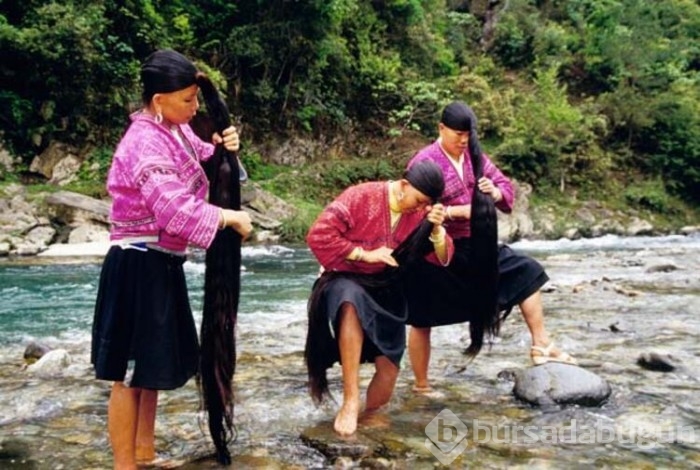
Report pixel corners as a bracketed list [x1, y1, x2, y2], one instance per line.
[135, 448, 155, 464]
[412, 385, 445, 399]
[136, 456, 185, 469]
[334, 399, 361, 436]
[358, 408, 390, 430]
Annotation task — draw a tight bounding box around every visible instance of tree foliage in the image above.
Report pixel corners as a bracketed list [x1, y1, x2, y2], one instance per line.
[0, 0, 698, 203]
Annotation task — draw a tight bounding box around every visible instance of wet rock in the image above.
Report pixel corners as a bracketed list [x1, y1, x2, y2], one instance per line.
[26, 349, 71, 377]
[300, 423, 378, 460]
[645, 264, 679, 273]
[333, 456, 355, 468]
[23, 341, 52, 365]
[613, 285, 642, 297]
[636, 352, 679, 372]
[359, 456, 394, 468]
[512, 363, 612, 407]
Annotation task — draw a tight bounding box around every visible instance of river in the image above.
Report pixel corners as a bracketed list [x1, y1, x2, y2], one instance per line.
[0, 234, 699, 468]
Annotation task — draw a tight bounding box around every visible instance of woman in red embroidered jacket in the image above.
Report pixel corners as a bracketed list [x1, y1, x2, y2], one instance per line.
[305, 160, 454, 436]
[91, 50, 252, 469]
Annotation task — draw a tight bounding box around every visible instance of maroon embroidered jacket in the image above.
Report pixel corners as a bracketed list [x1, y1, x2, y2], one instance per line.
[306, 182, 454, 274]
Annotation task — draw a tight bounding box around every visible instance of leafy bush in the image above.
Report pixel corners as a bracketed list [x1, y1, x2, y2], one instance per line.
[623, 179, 676, 214]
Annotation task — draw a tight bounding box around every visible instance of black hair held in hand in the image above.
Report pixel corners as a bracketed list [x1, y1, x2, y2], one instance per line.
[196, 71, 241, 466]
[446, 101, 501, 358]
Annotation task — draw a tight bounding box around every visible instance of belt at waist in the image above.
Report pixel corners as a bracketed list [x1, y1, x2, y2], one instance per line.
[111, 236, 186, 257]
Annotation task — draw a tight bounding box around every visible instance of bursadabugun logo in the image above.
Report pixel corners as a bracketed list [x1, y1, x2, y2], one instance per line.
[425, 408, 697, 464]
[424, 409, 469, 465]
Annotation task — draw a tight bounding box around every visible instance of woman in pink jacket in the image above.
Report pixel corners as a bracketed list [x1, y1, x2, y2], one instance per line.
[91, 50, 252, 469]
[405, 102, 577, 396]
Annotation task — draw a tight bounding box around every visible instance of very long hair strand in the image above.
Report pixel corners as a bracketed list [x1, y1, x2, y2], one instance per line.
[463, 125, 500, 358]
[196, 74, 241, 465]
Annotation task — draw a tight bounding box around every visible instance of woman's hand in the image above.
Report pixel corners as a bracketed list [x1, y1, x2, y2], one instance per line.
[362, 246, 398, 267]
[212, 126, 240, 153]
[425, 203, 446, 227]
[477, 177, 502, 202]
[221, 209, 253, 239]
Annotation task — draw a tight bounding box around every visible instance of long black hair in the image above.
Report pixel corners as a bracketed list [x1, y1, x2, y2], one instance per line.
[196, 72, 241, 466]
[442, 101, 501, 357]
[305, 161, 444, 403]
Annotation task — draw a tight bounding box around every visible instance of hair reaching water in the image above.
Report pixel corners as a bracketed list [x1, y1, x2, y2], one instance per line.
[305, 161, 444, 403]
[461, 106, 501, 358]
[196, 73, 241, 465]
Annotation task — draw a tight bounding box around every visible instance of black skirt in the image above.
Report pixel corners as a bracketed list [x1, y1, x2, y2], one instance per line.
[308, 274, 407, 370]
[405, 239, 549, 327]
[91, 246, 199, 390]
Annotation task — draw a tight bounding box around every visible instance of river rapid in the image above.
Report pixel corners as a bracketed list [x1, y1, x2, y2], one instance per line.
[0, 234, 699, 469]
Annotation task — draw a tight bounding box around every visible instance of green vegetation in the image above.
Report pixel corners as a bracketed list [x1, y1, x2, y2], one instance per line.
[1, 0, 698, 242]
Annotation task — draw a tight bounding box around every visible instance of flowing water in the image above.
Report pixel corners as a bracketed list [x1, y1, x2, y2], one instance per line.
[0, 235, 699, 469]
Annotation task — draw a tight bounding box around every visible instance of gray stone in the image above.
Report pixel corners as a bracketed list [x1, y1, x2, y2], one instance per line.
[23, 341, 52, 364]
[29, 141, 81, 180]
[26, 349, 71, 377]
[636, 352, 680, 372]
[512, 363, 612, 407]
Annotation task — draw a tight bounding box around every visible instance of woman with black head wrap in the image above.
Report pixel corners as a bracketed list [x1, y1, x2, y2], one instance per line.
[405, 101, 577, 396]
[305, 160, 453, 436]
[91, 49, 252, 468]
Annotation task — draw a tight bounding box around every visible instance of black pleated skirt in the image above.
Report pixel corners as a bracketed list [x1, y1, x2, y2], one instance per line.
[405, 239, 549, 327]
[308, 274, 407, 370]
[91, 246, 199, 390]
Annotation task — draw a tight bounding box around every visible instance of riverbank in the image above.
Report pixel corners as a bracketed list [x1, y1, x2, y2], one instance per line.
[2, 177, 699, 262]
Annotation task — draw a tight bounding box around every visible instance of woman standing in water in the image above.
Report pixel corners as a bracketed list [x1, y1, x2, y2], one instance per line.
[305, 160, 452, 436]
[405, 101, 576, 395]
[91, 49, 252, 469]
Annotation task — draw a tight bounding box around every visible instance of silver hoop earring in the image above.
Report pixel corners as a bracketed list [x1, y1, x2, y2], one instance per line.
[155, 112, 163, 124]
[398, 192, 405, 201]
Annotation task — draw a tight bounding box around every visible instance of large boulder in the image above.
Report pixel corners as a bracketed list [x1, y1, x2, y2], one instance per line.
[511, 363, 612, 407]
[29, 141, 83, 185]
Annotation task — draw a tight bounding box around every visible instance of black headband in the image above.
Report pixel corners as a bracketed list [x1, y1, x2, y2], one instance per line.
[405, 160, 444, 202]
[440, 101, 475, 132]
[141, 49, 198, 102]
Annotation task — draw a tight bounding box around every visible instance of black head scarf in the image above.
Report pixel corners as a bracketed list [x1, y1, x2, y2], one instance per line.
[140, 49, 198, 103]
[404, 160, 444, 202]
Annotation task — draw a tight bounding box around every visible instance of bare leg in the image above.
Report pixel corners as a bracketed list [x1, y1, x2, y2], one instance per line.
[521, 291, 576, 363]
[334, 303, 363, 436]
[520, 291, 550, 347]
[108, 382, 140, 470]
[135, 389, 158, 464]
[408, 326, 432, 391]
[365, 356, 399, 411]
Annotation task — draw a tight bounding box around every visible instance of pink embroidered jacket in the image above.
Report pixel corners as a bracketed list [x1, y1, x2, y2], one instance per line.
[107, 112, 220, 251]
[408, 141, 514, 240]
[306, 182, 454, 274]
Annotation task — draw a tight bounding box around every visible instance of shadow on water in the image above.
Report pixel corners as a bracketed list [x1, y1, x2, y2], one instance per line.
[0, 237, 699, 468]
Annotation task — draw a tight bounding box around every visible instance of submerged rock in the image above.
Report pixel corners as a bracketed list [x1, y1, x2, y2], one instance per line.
[25, 349, 71, 377]
[23, 341, 52, 365]
[511, 363, 612, 407]
[636, 352, 680, 372]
